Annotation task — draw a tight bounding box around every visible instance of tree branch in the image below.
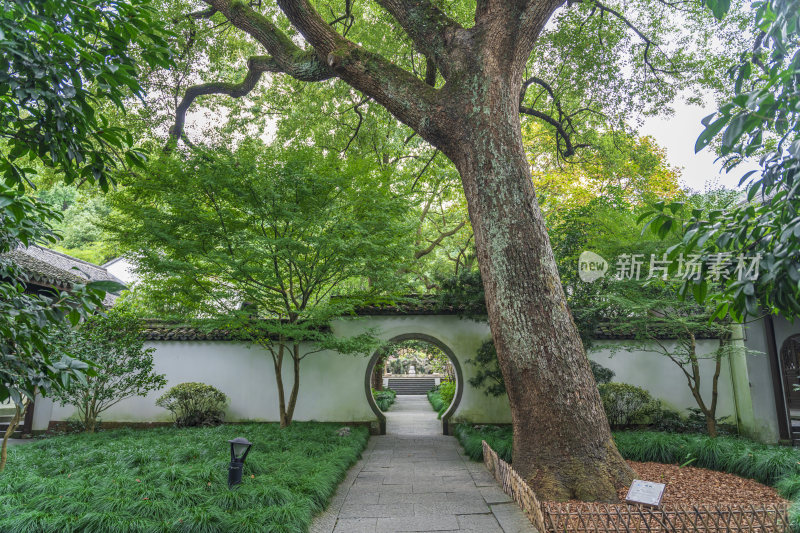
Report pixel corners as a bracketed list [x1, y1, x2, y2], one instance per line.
[169, 55, 307, 144]
[197, 0, 447, 145]
[203, 0, 333, 78]
[372, 0, 465, 79]
[415, 220, 467, 259]
[273, 0, 447, 143]
[519, 104, 588, 158]
[575, 0, 680, 77]
[425, 56, 436, 87]
[474, 0, 565, 69]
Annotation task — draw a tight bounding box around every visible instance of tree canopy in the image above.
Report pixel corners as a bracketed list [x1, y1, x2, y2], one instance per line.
[108, 142, 413, 424]
[0, 0, 170, 413]
[646, 0, 800, 321]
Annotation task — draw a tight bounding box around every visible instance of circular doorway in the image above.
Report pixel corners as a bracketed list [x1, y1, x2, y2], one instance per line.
[364, 333, 463, 435]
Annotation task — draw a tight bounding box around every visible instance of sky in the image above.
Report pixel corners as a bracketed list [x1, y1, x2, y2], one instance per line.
[640, 100, 758, 194]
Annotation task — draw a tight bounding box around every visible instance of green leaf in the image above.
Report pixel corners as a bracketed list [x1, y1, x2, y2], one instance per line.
[692, 281, 708, 304]
[695, 114, 729, 153]
[86, 280, 127, 293]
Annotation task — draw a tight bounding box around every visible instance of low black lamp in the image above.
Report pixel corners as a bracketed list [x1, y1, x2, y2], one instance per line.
[227, 437, 253, 488]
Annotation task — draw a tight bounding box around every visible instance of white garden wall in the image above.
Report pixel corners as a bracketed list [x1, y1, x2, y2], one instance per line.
[589, 339, 736, 419]
[44, 339, 376, 427]
[32, 314, 751, 436]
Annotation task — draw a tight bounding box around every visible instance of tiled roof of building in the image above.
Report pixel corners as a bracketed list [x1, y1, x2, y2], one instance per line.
[5, 245, 124, 305]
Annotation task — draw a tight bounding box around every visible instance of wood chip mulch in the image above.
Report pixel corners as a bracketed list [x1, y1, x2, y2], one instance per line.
[557, 460, 786, 506]
[543, 462, 789, 532]
[617, 461, 787, 505]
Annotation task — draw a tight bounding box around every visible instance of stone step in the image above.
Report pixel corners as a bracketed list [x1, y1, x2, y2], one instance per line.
[0, 423, 22, 438]
[387, 378, 437, 395]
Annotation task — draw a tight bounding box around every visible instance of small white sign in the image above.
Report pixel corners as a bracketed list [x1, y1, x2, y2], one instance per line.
[625, 479, 666, 507]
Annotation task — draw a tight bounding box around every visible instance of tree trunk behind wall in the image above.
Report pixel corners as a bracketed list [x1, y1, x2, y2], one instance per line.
[0, 401, 26, 473]
[372, 355, 384, 391]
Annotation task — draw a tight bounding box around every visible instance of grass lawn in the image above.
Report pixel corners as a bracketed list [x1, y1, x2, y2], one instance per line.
[0, 422, 368, 533]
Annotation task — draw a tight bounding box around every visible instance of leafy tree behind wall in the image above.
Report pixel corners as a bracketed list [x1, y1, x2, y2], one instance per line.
[35, 185, 118, 265]
[0, 0, 170, 451]
[597, 280, 734, 437]
[109, 143, 415, 426]
[51, 308, 167, 433]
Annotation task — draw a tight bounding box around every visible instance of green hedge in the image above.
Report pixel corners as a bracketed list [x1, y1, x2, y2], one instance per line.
[454, 425, 800, 530]
[427, 390, 447, 419]
[439, 381, 456, 405]
[454, 423, 512, 463]
[372, 388, 397, 412]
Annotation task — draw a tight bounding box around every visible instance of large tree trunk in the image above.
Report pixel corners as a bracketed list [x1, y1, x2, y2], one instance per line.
[445, 69, 633, 501]
[176, 0, 632, 501]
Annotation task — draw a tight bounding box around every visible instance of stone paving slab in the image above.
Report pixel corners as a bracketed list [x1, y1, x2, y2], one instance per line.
[311, 395, 537, 533]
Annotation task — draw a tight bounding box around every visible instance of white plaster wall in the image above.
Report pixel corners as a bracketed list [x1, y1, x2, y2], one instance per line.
[741, 315, 800, 444]
[104, 257, 139, 286]
[742, 320, 782, 443]
[48, 315, 512, 428]
[44, 314, 743, 432]
[50, 339, 376, 425]
[589, 339, 736, 418]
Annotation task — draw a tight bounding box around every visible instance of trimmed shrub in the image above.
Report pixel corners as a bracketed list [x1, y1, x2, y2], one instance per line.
[439, 380, 456, 405]
[455, 423, 512, 463]
[372, 388, 396, 411]
[427, 389, 448, 419]
[650, 406, 737, 436]
[598, 382, 659, 427]
[156, 382, 228, 427]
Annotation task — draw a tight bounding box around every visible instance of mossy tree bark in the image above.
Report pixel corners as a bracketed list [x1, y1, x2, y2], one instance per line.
[443, 56, 632, 501]
[172, 0, 635, 500]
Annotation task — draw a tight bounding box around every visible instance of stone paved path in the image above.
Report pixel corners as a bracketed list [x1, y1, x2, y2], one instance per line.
[312, 395, 536, 533]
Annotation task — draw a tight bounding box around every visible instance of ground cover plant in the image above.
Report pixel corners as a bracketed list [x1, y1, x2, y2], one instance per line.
[455, 424, 800, 528]
[372, 388, 396, 412]
[427, 387, 452, 419]
[0, 422, 368, 532]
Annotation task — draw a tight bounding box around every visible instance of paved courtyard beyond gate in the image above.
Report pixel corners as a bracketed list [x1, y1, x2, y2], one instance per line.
[312, 395, 536, 533]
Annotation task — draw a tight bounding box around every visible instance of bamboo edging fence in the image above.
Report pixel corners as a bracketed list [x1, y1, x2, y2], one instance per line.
[481, 440, 791, 533]
[482, 440, 549, 532]
[542, 502, 790, 532]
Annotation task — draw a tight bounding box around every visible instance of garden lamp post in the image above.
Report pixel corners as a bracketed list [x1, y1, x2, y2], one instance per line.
[227, 437, 252, 488]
